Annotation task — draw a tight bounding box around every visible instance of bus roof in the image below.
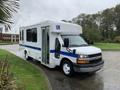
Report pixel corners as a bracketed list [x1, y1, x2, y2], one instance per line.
[20, 20, 82, 35]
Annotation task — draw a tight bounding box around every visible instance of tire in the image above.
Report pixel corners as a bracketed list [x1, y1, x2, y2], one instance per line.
[62, 60, 74, 76]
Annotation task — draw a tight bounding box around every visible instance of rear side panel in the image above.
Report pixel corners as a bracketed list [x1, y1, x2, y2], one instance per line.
[19, 25, 42, 61]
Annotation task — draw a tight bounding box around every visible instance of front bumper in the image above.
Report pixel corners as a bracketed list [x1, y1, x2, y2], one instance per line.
[73, 60, 104, 73]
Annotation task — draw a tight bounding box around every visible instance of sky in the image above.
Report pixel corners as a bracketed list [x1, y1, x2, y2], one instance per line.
[12, 0, 120, 33]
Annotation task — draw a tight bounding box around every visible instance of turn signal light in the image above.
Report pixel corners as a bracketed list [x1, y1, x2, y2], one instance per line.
[77, 60, 89, 64]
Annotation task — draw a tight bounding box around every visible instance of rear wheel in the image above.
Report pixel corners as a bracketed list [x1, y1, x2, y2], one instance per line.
[62, 61, 74, 76]
[24, 51, 29, 60]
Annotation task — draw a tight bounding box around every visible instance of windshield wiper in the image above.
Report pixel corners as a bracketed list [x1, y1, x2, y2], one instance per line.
[69, 44, 89, 47]
[69, 45, 80, 47]
[79, 44, 89, 46]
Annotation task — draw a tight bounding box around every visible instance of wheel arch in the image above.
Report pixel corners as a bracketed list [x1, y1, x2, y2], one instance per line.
[60, 57, 73, 67]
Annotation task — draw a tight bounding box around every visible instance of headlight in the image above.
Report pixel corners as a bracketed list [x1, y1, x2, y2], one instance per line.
[77, 54, 89, 64]
[79, 54, 88, 58]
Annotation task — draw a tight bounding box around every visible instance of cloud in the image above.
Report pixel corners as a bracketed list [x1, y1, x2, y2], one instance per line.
[12, 0, 120, 33]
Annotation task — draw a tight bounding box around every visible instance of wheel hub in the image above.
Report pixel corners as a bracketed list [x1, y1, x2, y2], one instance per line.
[63, 63, 70, 75]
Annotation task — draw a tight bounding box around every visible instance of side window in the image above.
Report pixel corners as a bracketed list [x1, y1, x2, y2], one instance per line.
[26, 29, 31, 41]
[55, 38, 61, 58]
[32, 28, 37, 42]
[26, 28, 37, 42]
[20, 30, 21, 41]
[22, 30, 24, 41]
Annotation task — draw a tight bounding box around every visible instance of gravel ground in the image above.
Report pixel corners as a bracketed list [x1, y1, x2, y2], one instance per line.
[0, 44, 120, 90]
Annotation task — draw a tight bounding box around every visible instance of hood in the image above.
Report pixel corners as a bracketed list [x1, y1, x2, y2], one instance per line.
[69, 46, 101, 55]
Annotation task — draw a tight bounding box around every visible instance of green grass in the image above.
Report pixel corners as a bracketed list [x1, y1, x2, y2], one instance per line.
[0, 49, 48, 90]
[94, 43, 120, 50]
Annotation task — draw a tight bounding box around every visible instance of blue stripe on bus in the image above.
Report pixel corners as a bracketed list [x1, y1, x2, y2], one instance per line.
[19, 44, 78, 58]
[19, 44, 41, 51]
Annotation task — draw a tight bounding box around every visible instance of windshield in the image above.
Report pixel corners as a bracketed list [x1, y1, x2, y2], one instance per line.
[62, 35, 88, 47]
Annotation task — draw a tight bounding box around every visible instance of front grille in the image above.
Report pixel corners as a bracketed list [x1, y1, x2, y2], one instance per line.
[89, 58, 102, 64]
[88, 53, 102, 58]
[87, 53, 102, 64]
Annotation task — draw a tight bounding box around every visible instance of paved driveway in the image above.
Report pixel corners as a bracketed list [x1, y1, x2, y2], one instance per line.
[0, 44, 120, 90]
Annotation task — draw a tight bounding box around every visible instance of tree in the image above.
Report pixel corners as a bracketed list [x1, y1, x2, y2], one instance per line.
[114, 4, 120, 36]
[100, 8, 115, 40]
[72, 4, 120, 43]
[0, 0, 19, 29]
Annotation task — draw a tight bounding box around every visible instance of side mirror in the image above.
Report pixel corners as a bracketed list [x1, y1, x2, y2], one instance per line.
[73, 49, 76, 54]
[64, 38, 69, 47]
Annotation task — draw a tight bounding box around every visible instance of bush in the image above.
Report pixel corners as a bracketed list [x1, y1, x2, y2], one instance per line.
[113, 36, 120, 43]
[0, 57, 18, 90]
[102, 39, 113, 43]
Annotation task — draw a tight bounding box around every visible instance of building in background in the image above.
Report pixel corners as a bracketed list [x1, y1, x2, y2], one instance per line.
[0, 24, 19, 43]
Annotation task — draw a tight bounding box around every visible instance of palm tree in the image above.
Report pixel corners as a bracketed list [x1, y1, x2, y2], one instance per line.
[0, 0, 19, 29]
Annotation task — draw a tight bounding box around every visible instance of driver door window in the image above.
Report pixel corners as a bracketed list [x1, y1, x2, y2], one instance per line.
[55, 38, 61, 58]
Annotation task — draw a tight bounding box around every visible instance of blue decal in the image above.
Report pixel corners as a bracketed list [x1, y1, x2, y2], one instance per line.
[50, 50, 79, 58]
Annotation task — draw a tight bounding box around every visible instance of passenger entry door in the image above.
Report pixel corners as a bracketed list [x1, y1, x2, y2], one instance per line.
[41, 26, 49, 64]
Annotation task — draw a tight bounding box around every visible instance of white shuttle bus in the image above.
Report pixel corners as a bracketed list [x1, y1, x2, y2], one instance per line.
[19, 20, 104, 76]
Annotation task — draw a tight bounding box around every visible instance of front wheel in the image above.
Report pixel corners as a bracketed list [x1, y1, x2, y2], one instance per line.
[62, 61, 74, 76]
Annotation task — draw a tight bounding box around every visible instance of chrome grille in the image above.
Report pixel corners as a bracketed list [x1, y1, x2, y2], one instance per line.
[88, 53, 102, 64]
[88, 53, 102, 58]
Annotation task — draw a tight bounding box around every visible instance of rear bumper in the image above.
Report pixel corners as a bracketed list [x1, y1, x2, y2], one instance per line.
[73, 61, 104, 73]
